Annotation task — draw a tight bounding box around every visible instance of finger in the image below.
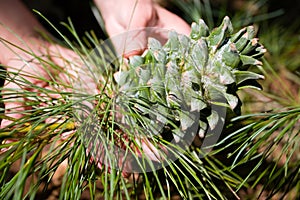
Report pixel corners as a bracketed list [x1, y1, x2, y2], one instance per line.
[135, 137, 168, 163]
[109, 28, 148, 58]
[0, 56, 53, 127]
[98, 0, 155, 57]
[87, 137, 133, 178]
[155, 5, 191, 36]
[1, 80, 28, 128]
[48, 45, 100, 93]
[47, 44, 80, 85]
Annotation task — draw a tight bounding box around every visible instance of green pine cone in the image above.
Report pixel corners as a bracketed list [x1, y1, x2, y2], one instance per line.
[114, 16, 266, 141]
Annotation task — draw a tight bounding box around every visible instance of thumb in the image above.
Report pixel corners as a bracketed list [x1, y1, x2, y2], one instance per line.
[108, 28, 148, 58]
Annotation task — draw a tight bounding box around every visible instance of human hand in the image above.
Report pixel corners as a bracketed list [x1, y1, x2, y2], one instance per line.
[94, 0, 191, 57]
[0, 36, 83, 127]
[0, 0, 99, 127]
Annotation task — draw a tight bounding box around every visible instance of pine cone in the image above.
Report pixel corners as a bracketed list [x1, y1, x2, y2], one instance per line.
[113, 16, 266, 143]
